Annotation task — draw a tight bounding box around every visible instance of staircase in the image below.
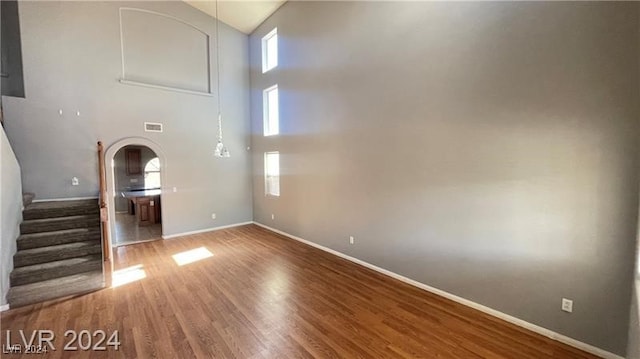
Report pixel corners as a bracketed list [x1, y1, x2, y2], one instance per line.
[7, 197, 105, 308]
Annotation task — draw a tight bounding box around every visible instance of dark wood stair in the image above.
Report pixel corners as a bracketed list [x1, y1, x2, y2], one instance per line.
[8, 197, 105, 308]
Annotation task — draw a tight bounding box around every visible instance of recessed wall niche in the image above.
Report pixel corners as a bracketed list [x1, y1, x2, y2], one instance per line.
[119, 8, 211, 95]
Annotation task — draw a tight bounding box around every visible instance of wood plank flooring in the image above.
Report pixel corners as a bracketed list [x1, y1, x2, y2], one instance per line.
[1, 224, 600, 358]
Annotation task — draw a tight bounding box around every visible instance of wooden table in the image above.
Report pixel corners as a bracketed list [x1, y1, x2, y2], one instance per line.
[121, 189, 161, 226]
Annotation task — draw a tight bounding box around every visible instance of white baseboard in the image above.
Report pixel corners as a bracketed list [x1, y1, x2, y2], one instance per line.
[252, 222, 623, 359]
[33, 196, 98, 203]
[162, 221, 253, 239]
[0, 304, 9, 312]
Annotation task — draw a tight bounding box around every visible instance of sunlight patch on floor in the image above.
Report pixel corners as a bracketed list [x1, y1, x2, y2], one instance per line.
[112, 264, 146, 287]
[172, 247, 214, 266]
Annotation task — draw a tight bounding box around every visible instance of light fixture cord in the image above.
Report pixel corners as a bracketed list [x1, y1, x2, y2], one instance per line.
[215, 0, 222, 142]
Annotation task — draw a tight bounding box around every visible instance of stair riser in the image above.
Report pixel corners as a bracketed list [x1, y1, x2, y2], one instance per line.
[20, 218, 100, 234]
[14, 244, 102, 267]
[18, 230, 101, 250]
[23, 207, 99, 220]
[10, 260, 102, 286]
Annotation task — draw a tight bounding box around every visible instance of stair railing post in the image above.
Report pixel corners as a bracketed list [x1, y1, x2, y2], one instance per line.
[97, 141, 111, 261]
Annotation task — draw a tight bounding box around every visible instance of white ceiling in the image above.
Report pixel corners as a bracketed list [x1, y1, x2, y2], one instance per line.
[184, 0, 286, 34]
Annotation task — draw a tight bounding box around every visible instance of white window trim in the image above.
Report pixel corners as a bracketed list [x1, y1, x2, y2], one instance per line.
[264, 151, 280, 197]
[263, 84, 279, 136]
[261, 28, 278, 73]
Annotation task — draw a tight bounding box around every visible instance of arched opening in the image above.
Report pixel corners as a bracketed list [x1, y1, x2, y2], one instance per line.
[105, 138, 166, 248]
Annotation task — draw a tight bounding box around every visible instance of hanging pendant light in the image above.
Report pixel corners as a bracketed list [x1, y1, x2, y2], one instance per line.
[213, 0, 230, 158]
[214, 114, 230, 157]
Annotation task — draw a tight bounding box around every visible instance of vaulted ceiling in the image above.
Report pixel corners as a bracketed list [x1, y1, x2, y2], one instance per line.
[184, 0, 286, 34]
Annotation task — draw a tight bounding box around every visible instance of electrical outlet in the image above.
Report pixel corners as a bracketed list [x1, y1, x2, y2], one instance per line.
[211, 213, 216, 220]
[71, 177, 79, 186]
[349, 236, 355, 245]
[271, 214, 275, 220]
[561, 298, 573, 313]
[172, 187, 177, 193]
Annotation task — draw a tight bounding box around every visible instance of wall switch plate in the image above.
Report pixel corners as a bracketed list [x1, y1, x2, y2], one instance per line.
[172, 187, 177, 193]
[349, 236, 355, 245]
[211, 213, 216, 220]
[71, 177, 79, 186]
[561, 298, 573, 313]
[271, 214, 275, 220]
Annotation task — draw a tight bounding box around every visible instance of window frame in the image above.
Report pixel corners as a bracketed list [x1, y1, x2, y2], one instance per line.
[261, 28, 278, 73]
[263, 84, 279, 136]
[264, 151, 280, 197]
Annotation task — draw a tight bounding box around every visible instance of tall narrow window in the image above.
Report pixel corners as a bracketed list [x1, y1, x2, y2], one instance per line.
[262, 28, 278, 73]
[263, 85, 279, 136]
[264, 151, 280, 196]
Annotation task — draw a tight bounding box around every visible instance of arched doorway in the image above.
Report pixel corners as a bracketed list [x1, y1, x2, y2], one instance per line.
[105, 137, 167, 247]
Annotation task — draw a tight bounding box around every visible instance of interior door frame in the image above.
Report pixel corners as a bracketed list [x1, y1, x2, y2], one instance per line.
[104, 137, 168, 250]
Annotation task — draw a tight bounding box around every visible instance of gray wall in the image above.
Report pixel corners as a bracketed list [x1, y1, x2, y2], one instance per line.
[2, 1, 252, 236]
[113, 145, 158, 212]
[0, 125, 22, 306]
[249, 2, 640, 355]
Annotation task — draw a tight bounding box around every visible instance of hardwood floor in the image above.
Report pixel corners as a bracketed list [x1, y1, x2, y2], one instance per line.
[1, 224, 599, 358]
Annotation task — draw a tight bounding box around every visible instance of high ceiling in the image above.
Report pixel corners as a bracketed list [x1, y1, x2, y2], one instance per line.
[184, 0, 287, 34]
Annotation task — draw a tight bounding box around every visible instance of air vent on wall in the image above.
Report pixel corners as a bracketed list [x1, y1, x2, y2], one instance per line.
[144, 122, 163, 133]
